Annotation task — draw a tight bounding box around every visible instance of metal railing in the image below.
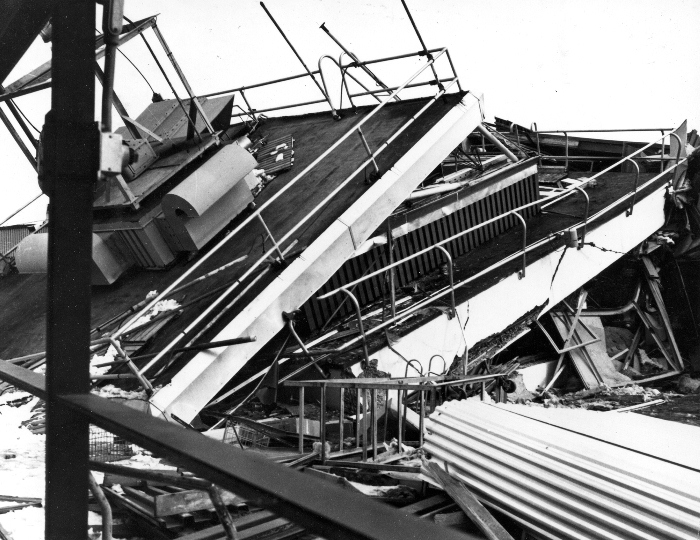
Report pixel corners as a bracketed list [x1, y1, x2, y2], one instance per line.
[314, 130, 687, 357]
[285, 373, 510, 464]
[108, 49, 461, 377]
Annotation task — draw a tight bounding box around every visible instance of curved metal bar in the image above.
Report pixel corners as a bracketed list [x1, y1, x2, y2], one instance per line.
[428, 354, 446, 376]
[318, 55, 340, 112]
[434, 245, 455, 316]
[625, 159, 641, 216]
[573, 186, 590, 247]
[404, 358, 423, 377]
[510, 211, 527, 278]
[510, 122, 523, 156]
[340, 288, 370, 367]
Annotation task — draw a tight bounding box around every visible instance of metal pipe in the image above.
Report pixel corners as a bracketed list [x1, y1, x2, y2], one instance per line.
[511, 211, 527, 278]
[340, 288, 371, 367]
[348, 78, 454, 98]
[116, 51, 451, 341]
[573, 187, 589, 247]
[623, 159, 642, 217]
[357, 127, 380, 178]
[387, 222, 397, 321]
[400, 0, 442, 90]
[320, 22, 397, 101]
[434, 245, 455, 315]
[532, 122, 541, 167]
[320, 383, 327, 464]
[296, 386, 306, 454]
[1, 90, 38, 148]
[260, 3, 337, 118]
[533, 127, 675, 134]
[339, 387, 345, 450]
[564, 131, 569, 170]
[109, 338, 153, 395]
[362, 389, 368, 461]
[257, 214, 285, 261]
[668, 132, 684, 188]
[397, 389, 403, 450]
[88, 472, 112, 540]
[443, 49, 463, 93]
[476, 124, 518, 163]
[371, 388, 378, 461]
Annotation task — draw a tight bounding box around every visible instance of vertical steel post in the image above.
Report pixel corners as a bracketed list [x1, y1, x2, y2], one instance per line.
[320, 383, 327, 464]
[361, 389, 368, 461]
[396, 390, 403, 450]
[386, 222, 397, 321]
[339, 387, 345, 452]
[355, 391, 361, 449]
[298, 386, 304, 454]
[419, 390, 425, 447]
[371, 388, 377, 461]
[399, 0, 443, 90]
[45, 1, 96, 538]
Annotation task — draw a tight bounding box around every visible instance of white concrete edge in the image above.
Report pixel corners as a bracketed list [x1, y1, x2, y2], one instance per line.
[152, 93, 484, 421]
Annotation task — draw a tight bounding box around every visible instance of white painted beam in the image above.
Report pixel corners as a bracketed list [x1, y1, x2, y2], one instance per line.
[152, 93, 484, 422]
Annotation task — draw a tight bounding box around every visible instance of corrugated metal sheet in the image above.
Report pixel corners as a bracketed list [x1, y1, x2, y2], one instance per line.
[0, 225, 34, 255]
[423, 399, 700, 540]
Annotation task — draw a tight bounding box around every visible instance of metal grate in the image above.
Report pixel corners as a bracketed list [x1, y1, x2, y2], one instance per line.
[222, 419, 270, 448]
[303, 173, 540, 330]
[89, 424, 139, 462]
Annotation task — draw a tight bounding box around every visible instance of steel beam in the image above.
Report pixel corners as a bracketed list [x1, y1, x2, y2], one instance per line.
[45, 1, 96, 539]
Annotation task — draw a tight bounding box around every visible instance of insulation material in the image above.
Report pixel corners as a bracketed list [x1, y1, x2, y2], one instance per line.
[424, 399, 700, 540]
[161, 143, 256, 251]
[14, 232, 132, 285]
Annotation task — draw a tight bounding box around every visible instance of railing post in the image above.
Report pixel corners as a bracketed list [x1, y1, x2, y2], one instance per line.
[386, 222, 397, 321]
[396, 388, 403, 450]
[564, 131, 569, 171]
[371, 388, 378, 460]
[511, 211, 527, 279]
[357, 127, 381, 182]
[419, 390, 425, 447]
[339, 387, 345, 451]
[532, 122, 541, 167]
[573, 187, 590, 247]
[355, 391, 361, 449]
[257, 214, 285, 262]
[339, 288, 370, 367]
[362, 388, 368, 461]
[626, 159, 641, 216]
[669, 132, 684, 189]
[434, 245, 455, 318]
[660, 130, 666, 173]
[320, 382, 327, 464]
[298, 386, 304, 454]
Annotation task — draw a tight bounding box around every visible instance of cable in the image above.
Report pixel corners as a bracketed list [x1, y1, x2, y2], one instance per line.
[10, 101, 40, 134]
[117, 47, 156, 93]
[582, 241, 628, 256]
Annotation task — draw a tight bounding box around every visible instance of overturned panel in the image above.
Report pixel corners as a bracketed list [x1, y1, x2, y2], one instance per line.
[161, 143, 257, 252]
[424, 399, 700, 540]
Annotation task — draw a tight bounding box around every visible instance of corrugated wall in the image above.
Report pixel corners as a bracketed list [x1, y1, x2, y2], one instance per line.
[303, 174, 539, 330]
[423, 400, 700, 540]
[0, 225, 33, 255]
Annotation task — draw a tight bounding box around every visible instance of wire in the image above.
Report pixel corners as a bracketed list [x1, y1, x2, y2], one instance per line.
[117, 48, 156, 93]
[10, 101, 40, 134]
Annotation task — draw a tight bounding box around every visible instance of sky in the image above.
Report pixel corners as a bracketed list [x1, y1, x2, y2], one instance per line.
[1, 0, 698, 225]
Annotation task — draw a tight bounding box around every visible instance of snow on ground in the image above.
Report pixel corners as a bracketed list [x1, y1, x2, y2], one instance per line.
[0, 393, 46, 539]
[0, 388, 169, 539]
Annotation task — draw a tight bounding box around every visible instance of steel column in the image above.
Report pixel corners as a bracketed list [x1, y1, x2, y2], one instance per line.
[45, 1, 96, 538]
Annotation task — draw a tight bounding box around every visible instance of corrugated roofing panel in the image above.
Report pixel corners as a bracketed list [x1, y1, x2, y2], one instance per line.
[423, 399, 700, 540]
[0, 225, 33, 255]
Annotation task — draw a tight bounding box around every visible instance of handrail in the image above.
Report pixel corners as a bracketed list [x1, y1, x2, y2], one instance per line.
[121, 52, 457, 375]
[316, 131, 686, 352]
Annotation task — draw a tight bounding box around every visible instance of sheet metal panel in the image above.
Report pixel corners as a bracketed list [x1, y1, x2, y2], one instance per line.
[423, 399, 700, 540]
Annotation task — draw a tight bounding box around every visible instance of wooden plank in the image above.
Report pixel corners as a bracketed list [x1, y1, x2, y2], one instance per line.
[424, 461, 514, 540]
[178, 511, 277, 540]
[400, 493, 451, 515]
[154, 487, 244, 517]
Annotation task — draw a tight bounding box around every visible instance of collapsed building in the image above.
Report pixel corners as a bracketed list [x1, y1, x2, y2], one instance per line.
[1, 2, 699, 540]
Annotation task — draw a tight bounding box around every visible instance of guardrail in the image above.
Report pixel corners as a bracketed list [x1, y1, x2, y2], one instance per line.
[114, 48, 462, 377]
[315, 130, 686, 357]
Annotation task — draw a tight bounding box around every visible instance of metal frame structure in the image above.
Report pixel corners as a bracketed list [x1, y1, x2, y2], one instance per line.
[0, 7, 482, 540]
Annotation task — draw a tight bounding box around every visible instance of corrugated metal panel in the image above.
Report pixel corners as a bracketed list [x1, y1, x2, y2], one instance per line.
[423, 400, 700, 540]
[0, 225, 33, 255]
[302, 174, 539, 330]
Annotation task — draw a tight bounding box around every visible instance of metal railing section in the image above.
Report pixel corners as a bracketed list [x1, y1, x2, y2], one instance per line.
[112, 49, 461, 376]
[315, 130, 687, 356]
